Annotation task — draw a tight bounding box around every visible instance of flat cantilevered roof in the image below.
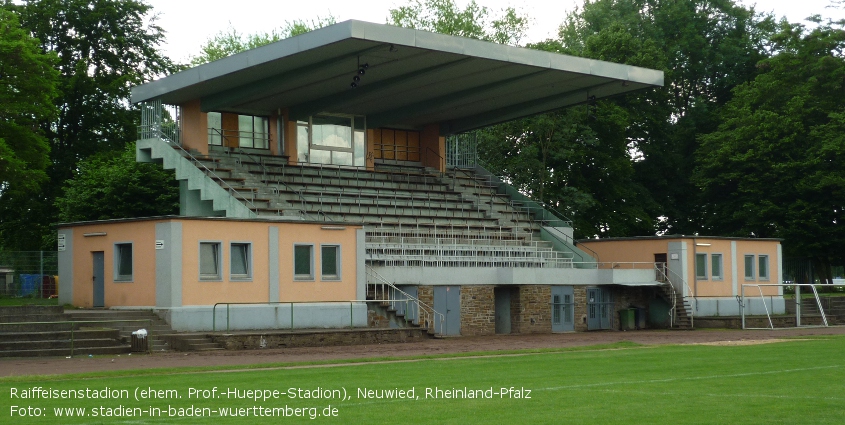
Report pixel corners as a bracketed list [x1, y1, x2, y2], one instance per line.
[132, 20, 663, 135]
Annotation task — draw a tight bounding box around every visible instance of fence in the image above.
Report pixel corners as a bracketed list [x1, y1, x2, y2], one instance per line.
[0, 251, 58, 298]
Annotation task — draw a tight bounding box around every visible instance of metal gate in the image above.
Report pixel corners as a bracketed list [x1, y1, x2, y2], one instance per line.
[551, 286, 575, 332]
[434, 286, 461, 335]
[586, 287, 613, 330]
[446, 132, 477, 169]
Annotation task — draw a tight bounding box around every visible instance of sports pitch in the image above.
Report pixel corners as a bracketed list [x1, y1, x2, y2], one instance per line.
[2, 336, 843, 424]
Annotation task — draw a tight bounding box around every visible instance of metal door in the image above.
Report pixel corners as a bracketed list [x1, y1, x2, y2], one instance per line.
[551, 286, 574, 332]
[433, 286, 460, 335]
[92, 251, 105, 308]
[494, 287, 512, 334]
[587, 287, 613, 330]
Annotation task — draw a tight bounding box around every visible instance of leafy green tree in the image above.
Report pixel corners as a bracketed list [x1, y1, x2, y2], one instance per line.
[56, 143, 178, 222]
[389, 0, 528, 45]
[190, 16, 337, 65]
[559, 0, 774, 235]
[695, 19, 845, 278]
[0, 0, 176, 250]
[0, 9, 59, 193]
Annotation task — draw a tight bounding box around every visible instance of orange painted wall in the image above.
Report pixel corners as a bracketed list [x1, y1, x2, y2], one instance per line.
[180, 100, 208, 155]
[221, 113, 239, 147]
[279, 224, 358, 302]
[687, 239, 734, 297]
[68, 221, 159, 308]
[420, 123, 445, 171]
[180, 221, 270, 306]
[736, 240, 781, 296]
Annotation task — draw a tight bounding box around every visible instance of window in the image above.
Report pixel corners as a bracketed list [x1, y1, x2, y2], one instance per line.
[294, 244, 314, 280]
[758, 255, 769, 280]
[695, 253, 707, 280]
[114, 243, 133, 281]
[230, 243, 251, 280]
[238, 115, 268, 149]
[200, 242, 221, 280]
[297, 115, 365, 167]
[744, 255, 755, 280]
[711, 254, 723, 280]
[321, 245, 340, 280]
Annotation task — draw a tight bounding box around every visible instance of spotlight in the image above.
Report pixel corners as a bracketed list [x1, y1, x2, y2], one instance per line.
[361, 63, 369, 69]
[350, 82, 358, 88]
[358, 68, 366, 75]
[353, 75, 361, 82]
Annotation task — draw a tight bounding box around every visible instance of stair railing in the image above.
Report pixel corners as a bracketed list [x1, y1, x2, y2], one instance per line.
[654, 263, 677, 328]
[366, 265, 445, 335]
[664, 266, 695, 329]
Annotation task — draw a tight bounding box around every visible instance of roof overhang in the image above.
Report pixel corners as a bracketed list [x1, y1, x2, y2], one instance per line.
[132, 20, 664, 134]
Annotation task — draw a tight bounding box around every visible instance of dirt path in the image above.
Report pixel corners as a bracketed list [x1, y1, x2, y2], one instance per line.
[3, 327, 844, 378]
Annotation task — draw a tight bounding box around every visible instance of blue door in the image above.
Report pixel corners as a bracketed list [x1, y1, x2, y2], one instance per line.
[551, 286, 574, 332]
[92, 252, 104, 308]
[433, 286, 460, 335]
[587, 287, 613, 330]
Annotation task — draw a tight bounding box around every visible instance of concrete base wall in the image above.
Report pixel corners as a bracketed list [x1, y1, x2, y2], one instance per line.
[157, 303, 368, 332]
[694, 297, 785, 317]
[211, 328, 429, 350]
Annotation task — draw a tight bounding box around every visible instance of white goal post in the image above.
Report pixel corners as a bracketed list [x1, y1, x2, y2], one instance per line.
[740, 283, 842, 330]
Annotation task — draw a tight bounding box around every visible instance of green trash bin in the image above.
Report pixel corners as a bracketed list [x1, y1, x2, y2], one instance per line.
[618, 308, 635, 330]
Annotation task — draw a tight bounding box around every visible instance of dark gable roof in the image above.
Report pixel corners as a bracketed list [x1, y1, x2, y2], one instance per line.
[132, 20, 663, 134]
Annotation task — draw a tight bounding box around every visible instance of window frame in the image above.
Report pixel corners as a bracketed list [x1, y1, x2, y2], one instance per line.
[199, 241, 223, 281]
[229, 242, 252, 281]
[320, 244, 341, 281]
[744, 254, 756, 280]
[293, 244, 314, 281]
[710, 253, 723, 280]
[758, 255, 770, 281]
[113, 242, 133, 282]
[695, 252, 708, 280]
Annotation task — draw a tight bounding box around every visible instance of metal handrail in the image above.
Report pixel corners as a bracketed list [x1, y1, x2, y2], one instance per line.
[212, 301, 363, 332]
[366, 266, 445, 335]
[208, 128, 271, 150]
[664, 266, 694, 328]
[654, 264, 678, 328]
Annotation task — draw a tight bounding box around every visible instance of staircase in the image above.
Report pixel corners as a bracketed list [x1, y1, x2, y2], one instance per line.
[64, 310, 225, 352]
[0, 306, 130, 357]
[366, 266, 443, 336]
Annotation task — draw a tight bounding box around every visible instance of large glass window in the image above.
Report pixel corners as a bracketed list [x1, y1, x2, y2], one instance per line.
[758, 255, 769, 280]
[200, 242, 221, 280]
[238, 115, 268, 149]
[115, 243, 133, 281]
[695, 253, 707, 280]
[711, 254, 723, 280]
[230, 243, 251, 280]
[321, 245, 340, 280]
[297, 115, 365, 167]
[744, 255, 755, 280]
[294, 244, 314, 280]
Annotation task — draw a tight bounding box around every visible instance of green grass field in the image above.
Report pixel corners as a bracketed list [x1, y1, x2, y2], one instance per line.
[2, 336, 844, 424]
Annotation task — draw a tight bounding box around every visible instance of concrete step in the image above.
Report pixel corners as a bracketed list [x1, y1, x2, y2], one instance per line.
[0, 345, 132, 358]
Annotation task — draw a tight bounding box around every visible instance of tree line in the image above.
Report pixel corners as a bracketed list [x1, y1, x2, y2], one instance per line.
[1, 0, 843, 278]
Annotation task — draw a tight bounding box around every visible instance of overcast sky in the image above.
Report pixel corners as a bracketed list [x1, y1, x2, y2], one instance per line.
[143, 0, 845, 63]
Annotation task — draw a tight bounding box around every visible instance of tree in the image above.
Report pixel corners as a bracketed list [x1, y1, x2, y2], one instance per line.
[0, 0, 176, 250]
[695, 19, 845, 279]
[190, 16, 337, 65]
[0, 9, 58, 193]
[559, 0, 774, 235]
[388, 0, 528, 45]
[56, 143, 178, 222]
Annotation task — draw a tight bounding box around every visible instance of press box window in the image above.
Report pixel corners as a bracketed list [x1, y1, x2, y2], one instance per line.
[695, 253, 707, 280]
[758, 255, 769, 280]
[230, 243, 251, 280]
[321, 245, 340, 280]
[114, 243, 133, 281]
[200, 242, 222, 280]
[294, 244, 314, 280]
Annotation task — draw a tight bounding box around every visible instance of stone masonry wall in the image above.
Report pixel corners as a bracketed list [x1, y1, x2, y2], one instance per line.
[461, 285, 495, 336]
[512, 285, 551, 334]
[573, 286, 588, 332]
